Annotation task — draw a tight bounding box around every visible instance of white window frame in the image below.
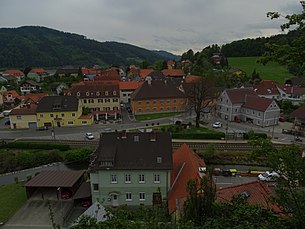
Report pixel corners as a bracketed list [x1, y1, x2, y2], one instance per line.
[125, 174, 131, 183]
[139, 174, 145, 183]
[126, 192, 132, 201]
[111, 174, 117, 184]
[139, 192, 145, 201]
[154, 174, 160, 183]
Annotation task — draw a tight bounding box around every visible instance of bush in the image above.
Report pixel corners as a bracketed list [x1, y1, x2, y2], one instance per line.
[172, 132, 225, 140]
[4, 142, 71, 151]
[243, 132, 267, 140]
[64, 147, 93, 163]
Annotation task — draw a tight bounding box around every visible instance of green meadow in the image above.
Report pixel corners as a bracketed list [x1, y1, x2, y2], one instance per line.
[228, 56, 293, 84]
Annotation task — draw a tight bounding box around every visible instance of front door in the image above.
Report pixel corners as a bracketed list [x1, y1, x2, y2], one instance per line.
[112, 194, 119, 207]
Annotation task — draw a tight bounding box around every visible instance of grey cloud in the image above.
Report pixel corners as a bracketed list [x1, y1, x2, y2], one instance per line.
[0, 0, 298, 54]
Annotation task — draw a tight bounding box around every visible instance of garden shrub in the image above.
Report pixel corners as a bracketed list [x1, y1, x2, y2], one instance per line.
[4, 142, 71, 151]
[64, 147, 93, 163]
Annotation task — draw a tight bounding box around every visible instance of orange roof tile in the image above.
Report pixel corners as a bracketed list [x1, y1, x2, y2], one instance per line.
[168, 144, 206, 215]
[22, 93, 48, 103]
[119, 81, 143, 90]
[10, 103, 37, 115]
[216, 181, 281, 213]
[0, 90, 20, 98]
[162, 69, 184, 77]
[184, 75, 202, 83]
[30, 68, 47, 74]
[3, 69, 24, 77]
[139, 69, 154, 79]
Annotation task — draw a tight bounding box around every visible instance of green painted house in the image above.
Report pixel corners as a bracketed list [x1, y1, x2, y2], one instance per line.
[89, 132, 173, 207]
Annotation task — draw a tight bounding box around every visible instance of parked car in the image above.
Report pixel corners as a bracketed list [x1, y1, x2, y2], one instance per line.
[61, 191, 71, 199]
[279, 116, 285, 122]
[4, 120, 10, 125]
[212, 122, 222, 128]
[81, 200, 92, 207]
[85, 132, 94, 140]
[36, 126, 49, 131]
[258, 171, 279, 182]
[295, 136, 303, 142]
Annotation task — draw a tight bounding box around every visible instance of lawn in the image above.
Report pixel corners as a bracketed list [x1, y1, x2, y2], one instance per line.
[135, 112, 179, 121]
[0, 182, 27, 223]
[228, 56, 293, 84]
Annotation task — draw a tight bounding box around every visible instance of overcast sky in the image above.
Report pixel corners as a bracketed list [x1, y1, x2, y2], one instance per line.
[0, 0, 301, 55]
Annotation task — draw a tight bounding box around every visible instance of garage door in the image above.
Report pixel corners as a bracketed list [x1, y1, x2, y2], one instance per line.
[28, 122, 37, 129]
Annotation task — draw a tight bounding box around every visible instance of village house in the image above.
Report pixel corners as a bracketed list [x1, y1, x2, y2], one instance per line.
[119, 81, 143, 103]
[20, 80, 41, 94]
[89, 132, 173, 207]
[50, 82, 68, 95]
[168, 144, 207, 219]
[0, 90, 20, 109]
[27, 68, 49, 82]
[0, 75, 18, 85]
[36, 95, 93, 128]
[2, 69, 25, 82]
[161, 69, 185, 79]
[9, 103, 38, 129]
[65, 81, 121, 121]
[217, 88, 280, 127]
[290, 104, 305, 137]
[130, 78, 187, 115]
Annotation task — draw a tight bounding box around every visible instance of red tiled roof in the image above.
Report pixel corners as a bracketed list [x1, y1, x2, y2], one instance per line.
[290, 104, 305, 119]
[81, 68, 101, 75]
[226, 88, 256, 104]
[168, 144, 206, 215]
[162, 69, 184, 78]
[119, 81, 143, 91]
[278, 85, 305, 96]
[216, 181, 281, 213]
[184, 75, 202, 83]
[94, 75, 120, 82]
[22, 93, 48, 104]
[0, 90, 20, 98]
[139, 69, 154, 79]
[243, 95, 274, 112]
[3, 69, 24, 77]
[65, 81, 119, 98]
[29, 68, 47, 74]
[254, 80, 280, 95]
[10, 103, 37, 115]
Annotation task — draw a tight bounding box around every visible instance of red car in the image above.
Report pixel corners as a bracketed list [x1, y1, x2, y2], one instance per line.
[61, 191, 71, 199]
[81, 200, 92, 207]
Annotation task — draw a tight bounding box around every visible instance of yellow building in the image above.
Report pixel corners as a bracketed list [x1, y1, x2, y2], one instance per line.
[65, 81, 121, 121]
[36, 95, 93, 128]
[9, 104, 38, 129]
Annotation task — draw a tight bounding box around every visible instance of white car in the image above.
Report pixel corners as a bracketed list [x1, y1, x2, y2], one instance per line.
[258, 171, 279, 182]
[212, 122, 222, 128]
[85, 133, 94, 140]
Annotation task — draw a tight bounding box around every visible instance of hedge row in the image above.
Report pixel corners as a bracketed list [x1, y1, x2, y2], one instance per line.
[172, 132, 225, 140]
[243, 132, 268, 140]
[3, 142, 71, 151]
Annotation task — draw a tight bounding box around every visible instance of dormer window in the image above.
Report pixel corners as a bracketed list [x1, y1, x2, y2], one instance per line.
[157, 157, 162, 163]
[96, 92, 100, 96]
[86, 92, 89, 96]
[113, 91, 116, 96]
[105, 91, 109, 96]
[77, 92, 80, 97]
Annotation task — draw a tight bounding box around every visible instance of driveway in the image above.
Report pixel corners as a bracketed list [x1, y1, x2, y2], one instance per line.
[3, 199, 73, 229]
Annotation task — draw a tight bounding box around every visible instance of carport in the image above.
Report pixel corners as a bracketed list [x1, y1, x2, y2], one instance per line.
[25, 170, 86, 200]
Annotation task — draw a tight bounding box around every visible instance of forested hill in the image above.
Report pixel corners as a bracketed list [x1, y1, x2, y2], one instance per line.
[0, 26, 177, 68]
[221, 30, 298, 57]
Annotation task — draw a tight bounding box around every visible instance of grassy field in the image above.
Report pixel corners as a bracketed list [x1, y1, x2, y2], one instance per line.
[228, 56, 293, 84]
[0, 182, 26, 223]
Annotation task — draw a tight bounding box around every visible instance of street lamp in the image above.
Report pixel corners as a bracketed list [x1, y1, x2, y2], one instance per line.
[51, 120, 56, 141]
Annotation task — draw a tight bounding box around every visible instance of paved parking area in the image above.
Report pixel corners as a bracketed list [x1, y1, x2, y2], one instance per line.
[4, 199, 73, 229]
[213, 175, 258, 189]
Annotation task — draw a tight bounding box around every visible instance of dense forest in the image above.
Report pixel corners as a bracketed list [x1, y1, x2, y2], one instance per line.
[221, 30, 298, 57]
[0, 26, 178, 68]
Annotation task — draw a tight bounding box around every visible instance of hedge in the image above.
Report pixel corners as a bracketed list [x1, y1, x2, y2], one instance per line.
[3, 142, 71, 151]
[243, 132, 268, 140]
[172, 132, 225, 140]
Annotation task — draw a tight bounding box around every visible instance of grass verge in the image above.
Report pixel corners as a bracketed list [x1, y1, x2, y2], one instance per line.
[0, 182, 26, 223]
[135, 112, 179, 121]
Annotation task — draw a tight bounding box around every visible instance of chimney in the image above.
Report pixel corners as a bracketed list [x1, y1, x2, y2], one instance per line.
[150, 131, 157, 142]
[146, 76, 152, 85]
[164, 80, 167, 85]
